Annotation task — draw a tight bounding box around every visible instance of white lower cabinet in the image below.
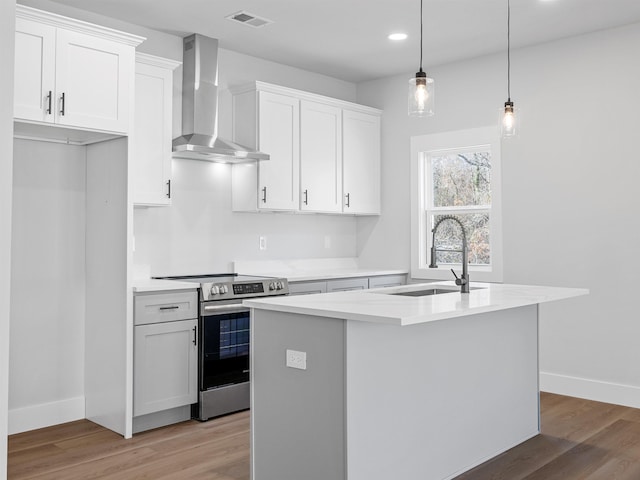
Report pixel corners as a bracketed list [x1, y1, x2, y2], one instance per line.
[133, 291, 198, 420]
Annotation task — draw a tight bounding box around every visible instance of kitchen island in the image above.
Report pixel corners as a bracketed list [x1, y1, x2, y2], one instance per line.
[244, 282, 588, 480]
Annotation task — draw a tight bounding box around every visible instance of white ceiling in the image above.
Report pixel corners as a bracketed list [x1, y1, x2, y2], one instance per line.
[47, 0, 640, 83]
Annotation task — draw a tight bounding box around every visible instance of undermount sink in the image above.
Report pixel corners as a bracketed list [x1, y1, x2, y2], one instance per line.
[390, 286, 484, 297]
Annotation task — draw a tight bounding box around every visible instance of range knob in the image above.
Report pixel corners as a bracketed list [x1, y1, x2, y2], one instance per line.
[275, 281, 283, 290]
[211, 285, 220, 295]
[268, 282, 276, 291]
[220, 285, 228, 294]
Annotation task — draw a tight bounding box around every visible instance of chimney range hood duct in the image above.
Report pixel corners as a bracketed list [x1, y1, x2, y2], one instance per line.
[172, 34, 269, 162]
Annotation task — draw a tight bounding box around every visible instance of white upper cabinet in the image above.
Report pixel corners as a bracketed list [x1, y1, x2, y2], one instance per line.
[342, 109, 381, 215]
[132, 53, 180, 206]
[257, 91, 301, 211]
[14, 6, 144, 139]
[300, 100, 343, 213]
[14, 18, 56, 123]
[232, 88, 300, 211]
[231, 82, 381, 216]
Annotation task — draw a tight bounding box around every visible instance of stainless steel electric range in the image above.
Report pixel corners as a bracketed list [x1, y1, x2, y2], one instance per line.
[155, 274, 289, 421]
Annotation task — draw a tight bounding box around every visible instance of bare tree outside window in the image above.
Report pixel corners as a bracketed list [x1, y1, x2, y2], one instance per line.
[427, 150, 492, 266]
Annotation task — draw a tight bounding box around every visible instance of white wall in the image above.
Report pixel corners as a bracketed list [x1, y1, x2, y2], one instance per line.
[357, 23, 640, 406]
[1, 0, 16, 475]
[9, 141, 86, 433]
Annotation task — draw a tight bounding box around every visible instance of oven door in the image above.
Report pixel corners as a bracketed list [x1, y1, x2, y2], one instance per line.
[200, 302, 250, 391]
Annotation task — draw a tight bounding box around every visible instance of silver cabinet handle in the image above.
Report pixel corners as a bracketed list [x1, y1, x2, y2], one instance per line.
[261, 186, 267, 203]
[159, 305, 179, 311]
[192, 326, 197, 346]
[60, 92, 65, 116]
[46, 91, 52, 115]
[166, 179, 171, 198]
[345, 193, 351, 208]
[303, 189, 308, 205]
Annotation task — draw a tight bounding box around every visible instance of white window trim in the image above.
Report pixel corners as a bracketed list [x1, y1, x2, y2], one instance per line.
[410, 126, 503, 282]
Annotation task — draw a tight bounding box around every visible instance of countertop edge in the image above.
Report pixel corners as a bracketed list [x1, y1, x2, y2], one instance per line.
[132, 279, 198, 293]
[244, 283, 589, 326]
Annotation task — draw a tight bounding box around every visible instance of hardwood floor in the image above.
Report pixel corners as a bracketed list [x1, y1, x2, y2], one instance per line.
[8, 393, 640, 479]
[8, 411, 250, 479]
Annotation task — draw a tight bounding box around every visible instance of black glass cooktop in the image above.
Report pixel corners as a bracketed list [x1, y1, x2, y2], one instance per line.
[153, 273, 275, 283]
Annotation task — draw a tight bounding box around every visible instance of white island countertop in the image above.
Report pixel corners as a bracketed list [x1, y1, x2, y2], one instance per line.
[244, 281, 589, 326]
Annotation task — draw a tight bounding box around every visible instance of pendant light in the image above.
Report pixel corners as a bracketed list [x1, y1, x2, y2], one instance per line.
[501, 0, 519, 137]
[408, 0, 434, 117]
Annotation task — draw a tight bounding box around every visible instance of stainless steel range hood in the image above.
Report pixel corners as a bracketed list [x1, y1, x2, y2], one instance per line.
[172, 34, 269, 162]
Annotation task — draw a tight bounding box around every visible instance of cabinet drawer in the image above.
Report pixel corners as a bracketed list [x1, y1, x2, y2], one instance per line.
[368, 274, 407, 289]
[134, 291, 198, 325]
[326, 277, 368, 292]
[288, 281, 328, 296]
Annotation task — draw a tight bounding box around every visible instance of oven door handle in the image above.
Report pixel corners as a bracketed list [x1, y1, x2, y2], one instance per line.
[202, 303, 248, 314]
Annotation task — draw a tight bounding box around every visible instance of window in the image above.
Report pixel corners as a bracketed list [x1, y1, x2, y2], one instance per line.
[410, 127, 503, 282]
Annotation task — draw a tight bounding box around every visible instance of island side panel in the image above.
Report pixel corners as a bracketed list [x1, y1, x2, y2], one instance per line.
[345, 304, 540, 480]
[250, 309, 346, 480]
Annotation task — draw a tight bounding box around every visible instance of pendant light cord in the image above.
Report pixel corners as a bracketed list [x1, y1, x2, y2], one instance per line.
[507, 0, 511, 101]
[420, 0, 424, 72]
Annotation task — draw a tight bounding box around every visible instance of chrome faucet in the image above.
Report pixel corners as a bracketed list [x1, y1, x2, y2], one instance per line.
[428, 215, 470, 293]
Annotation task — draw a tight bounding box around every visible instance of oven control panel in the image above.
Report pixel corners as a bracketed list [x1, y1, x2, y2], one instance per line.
[233, 282, 264, 295]
[201, 278, 289, 301]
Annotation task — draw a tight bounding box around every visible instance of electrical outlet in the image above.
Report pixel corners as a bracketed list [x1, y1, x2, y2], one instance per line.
[286, 349, 307, 370]
[259, 235, 267, 251]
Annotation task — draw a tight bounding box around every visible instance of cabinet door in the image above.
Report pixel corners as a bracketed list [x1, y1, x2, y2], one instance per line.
[134, 318, 198, 417]
[132, 60, 173, 206]
[300, 101, 342, 213]
[257, 91, 300, 211]
[342, 110, 381, 215]
[55, 28, 132, 133]
[14, 18, 56, 123]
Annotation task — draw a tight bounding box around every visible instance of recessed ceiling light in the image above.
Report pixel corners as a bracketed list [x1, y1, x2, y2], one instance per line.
[388, 33, 408, 41]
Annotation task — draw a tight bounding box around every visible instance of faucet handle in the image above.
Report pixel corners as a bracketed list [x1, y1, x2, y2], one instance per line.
[451, 268, 467, 286]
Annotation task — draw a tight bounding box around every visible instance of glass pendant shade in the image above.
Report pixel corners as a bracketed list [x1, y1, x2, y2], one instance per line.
[501, 100, 519, 138]
[408, 71, 434, 117]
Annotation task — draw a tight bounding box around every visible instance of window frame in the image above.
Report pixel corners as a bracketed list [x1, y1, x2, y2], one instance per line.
[410, 127, 503, 282]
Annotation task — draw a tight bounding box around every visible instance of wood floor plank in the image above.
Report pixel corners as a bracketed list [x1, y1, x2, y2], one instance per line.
[521, 420, 640, 480]
[540, 395, 628, 443]
[454, 434, 577, 480]
[8, 420, 103, 453]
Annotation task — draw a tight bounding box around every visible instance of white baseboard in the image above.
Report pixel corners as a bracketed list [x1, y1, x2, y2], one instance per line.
[540, 372, 640, 409]
[8, 396, 85, 435]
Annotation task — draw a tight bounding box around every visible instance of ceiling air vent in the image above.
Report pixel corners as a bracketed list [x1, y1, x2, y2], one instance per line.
[226, 11, 273, 28]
